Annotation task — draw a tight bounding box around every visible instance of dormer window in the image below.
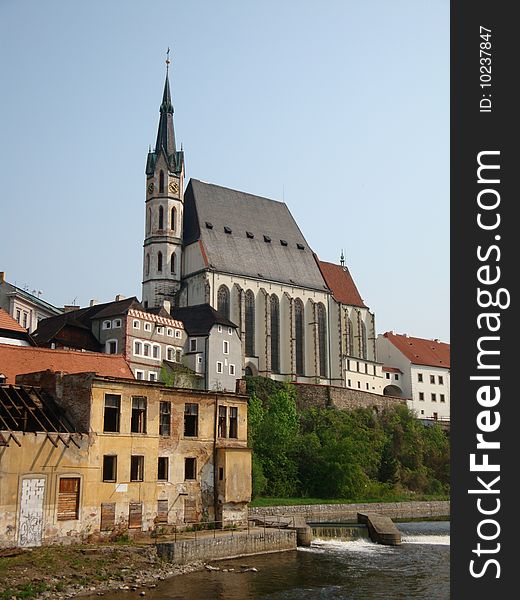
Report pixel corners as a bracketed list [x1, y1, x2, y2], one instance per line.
[224, 226, 232, 234]
[280, 239, 288, 246]
[102, 320, 111, 330]
[264, 235, 271, 243]
[297, 243, 305, 250]
[246, 231, 254, 239]
[205, 221, 213, 229]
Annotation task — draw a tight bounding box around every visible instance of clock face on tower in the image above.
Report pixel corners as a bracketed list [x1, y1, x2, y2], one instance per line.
[147, 182, 154, 195]
[169, 180, 179, 195]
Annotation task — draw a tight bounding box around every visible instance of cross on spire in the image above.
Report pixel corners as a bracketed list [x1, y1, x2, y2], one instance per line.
[166, 47, 171, 72]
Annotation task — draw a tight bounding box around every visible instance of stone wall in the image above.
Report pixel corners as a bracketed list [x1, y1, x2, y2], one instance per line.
[249, 500, 450, 522]
[156, 529, 296, 564]
[291, 382, 406, 412]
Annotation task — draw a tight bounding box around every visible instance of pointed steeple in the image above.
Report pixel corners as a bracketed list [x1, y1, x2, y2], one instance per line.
[146, 51, 183, 176]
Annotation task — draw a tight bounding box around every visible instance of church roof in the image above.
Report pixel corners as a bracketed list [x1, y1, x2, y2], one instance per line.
[316, 260, 367, 308]
[382, 332, 450, 369]
[171, 304, 237, 336]
[183, 179, 329, 292]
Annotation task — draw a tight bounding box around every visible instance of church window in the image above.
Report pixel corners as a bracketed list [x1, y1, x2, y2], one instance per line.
[158, 251, 163, 272]
[270, 295, 280, 374]
[147, 208, 151, 233]
[347, 318, 354, 356]
[361, 321, 368, 359]
[159, 170, 165, 193]
[146, 254, 150, 276]
[217, 285, 230, 319]
[158, 206, 164, 229]
[245, 290, 255, 357]
[171, 207, 176, 231]
[295, 299, 305, 375]
[171, 253, 176, 274]
[317, 303, 327, 377]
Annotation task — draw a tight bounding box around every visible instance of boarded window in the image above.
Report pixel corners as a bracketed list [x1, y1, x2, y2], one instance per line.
[184, 457, 196, 480]
[158, 457, 169, 481]
[184, 403, 198, 437]
[159, 401, 171, 436]
[102, 455, 117, 482]
[57, 477, 80, 521]
[218, 405, 227, 438]
[131, 396, 147, 433]
[103, 394, 121, 432]
[130, 456, 144, 482]
[184, 498, 196, 523]
[100, 502, 115, 531]
[157, 499, 168, 523]
[128, 502, 143, 529]
[229, 407, 238, 439]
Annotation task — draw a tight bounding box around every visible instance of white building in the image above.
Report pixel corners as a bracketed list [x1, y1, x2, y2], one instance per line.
[376, 332, 450, 421]
[0, 272, 62, 333]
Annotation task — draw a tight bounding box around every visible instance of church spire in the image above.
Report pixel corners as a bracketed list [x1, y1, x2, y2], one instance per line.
[146, 50, 183, 176]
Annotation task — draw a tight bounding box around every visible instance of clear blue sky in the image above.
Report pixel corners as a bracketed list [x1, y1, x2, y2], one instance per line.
[0, 0, 449, 341]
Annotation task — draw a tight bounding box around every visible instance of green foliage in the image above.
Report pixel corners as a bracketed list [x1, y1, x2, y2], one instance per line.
[246, 376, 450, 500]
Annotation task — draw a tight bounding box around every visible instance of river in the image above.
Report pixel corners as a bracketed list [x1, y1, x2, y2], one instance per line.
[99, 521, 449, 600]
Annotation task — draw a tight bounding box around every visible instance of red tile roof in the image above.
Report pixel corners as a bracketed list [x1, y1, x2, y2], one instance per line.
[0, 344, 134, 384]
[382, 366, 403, 373]
[316, 260, 366, 308]
[382, 332, 450, 368]
[0, 308, 26, 333]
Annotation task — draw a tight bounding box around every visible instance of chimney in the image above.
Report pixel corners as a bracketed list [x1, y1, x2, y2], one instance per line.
[115, 294, 126, 302]
[90, 299, 98, 307]
[0, 271, 4, 284]
[63, 305, 78, 313]
[163, 300, 171, 313]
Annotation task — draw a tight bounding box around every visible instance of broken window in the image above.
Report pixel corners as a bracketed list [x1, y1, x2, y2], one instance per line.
[131, 396, 147, 433]
[184, 403, 198, 437]
[184, 457, 196, 480]
[102, 455, 117, 482]
[130, 455, 144, 482]
[158, 457, 169, 481]
[229, 406, 238, 438]
[218, 405, 227, 438]
[159, 401, 171, 436]
[103, 394, 121, 432]
[57, 477, 80, 521]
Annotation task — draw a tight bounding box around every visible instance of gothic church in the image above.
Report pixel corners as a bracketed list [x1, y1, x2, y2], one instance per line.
[142, 70, 381, 390]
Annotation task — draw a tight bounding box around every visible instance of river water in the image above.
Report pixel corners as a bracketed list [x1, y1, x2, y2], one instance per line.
[100, 521, 449, 600]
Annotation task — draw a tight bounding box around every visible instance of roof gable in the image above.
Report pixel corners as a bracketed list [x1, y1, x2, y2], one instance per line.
[383, 332, 450, 368]
[172, 304, 237, 336]
[0, 308, 27, 333]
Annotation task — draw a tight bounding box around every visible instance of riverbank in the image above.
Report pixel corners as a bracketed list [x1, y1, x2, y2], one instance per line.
[0, 543, 203, 600]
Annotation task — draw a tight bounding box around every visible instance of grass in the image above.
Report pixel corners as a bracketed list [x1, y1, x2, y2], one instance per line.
[250, 493, 450, 507]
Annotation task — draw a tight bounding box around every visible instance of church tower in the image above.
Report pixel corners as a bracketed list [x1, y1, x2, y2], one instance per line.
[142, 57, 185, 309]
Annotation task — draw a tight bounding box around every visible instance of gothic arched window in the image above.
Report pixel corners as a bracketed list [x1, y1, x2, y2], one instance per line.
[146, 253, 150, 276]
[158, 206, 164, 229]
[159, 170, 165, 193]
[270, 295, 280, 373]
[245, 290, 255, 357]
[157, 251, 163, 272]
[347, 317, 355, 356]
[171, 207, 176, 231]
[147, 208, 151, 233]
[295, 299, 305, 375]
[217, 285, 230, 319]
[361, 320, 368, 359]
[317, 303, 327, 377]
[171, 252, 176, 275]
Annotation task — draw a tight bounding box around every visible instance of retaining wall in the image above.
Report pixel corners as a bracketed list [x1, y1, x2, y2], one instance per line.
[249, 500, 450, 522]
[156, 529, 296, 564]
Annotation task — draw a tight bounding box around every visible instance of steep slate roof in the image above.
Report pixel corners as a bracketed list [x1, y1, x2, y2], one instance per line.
[382, 332, 450, 369]
[183, 179, 329, 292]
[0, 308, 26, 333]
[316, 260, 367, 308]
[0, 344, 134, 384]
[171, 304, 238, 336]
